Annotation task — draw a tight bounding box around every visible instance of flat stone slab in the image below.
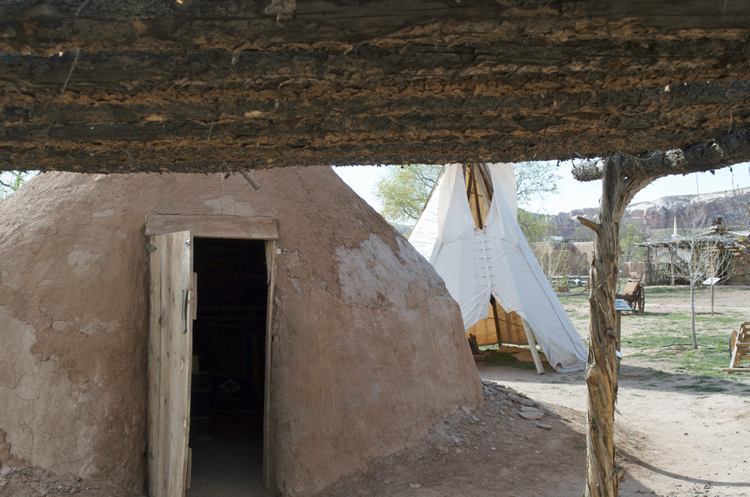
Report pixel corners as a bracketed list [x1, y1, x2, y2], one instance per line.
[508, 393, 535, 407]
[518, 408, 544, 420]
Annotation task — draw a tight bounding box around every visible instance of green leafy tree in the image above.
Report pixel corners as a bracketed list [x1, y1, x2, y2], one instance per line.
[0, 171, 35, 200]
[517, 208, 552, 244]
[514, 161, 562, 208]
[373, 162, 560, 233]
[373, 164, 444, 224]
[522, 214, 575, 285]
[619, 219, 645, 264]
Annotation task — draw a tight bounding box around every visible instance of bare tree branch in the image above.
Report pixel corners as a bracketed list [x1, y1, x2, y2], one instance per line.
[572, 129, 750, 182]
[576, 216, 601, 236]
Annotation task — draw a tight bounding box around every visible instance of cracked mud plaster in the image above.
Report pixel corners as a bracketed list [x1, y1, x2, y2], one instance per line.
[66, 250, 104, 277]
[0, 306, 97, 475]
[334, 234, 447, 309]
[0, 166, 481, 496]
[202, 195, 258, 217]
[268, 234, 480, 496]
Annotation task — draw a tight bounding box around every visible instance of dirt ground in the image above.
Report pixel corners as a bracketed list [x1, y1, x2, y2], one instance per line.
[317, 286, 750, 497]
[2, 286, 749, 497]
[0, 467, 131, 497]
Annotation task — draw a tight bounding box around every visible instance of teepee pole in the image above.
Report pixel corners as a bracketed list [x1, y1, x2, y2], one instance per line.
[477, 161, 495, 199]
[468, 164, 484, 228]
[489, 295, 503, 347]
[521, 319, 545, 374]
[418, 164, 445, 216]
[474, 163, 504, 348]
[473, 163, 492, 213]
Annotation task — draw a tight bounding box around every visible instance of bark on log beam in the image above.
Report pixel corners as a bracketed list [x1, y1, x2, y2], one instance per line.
[3, 52, 750, 172]
[2, 0, 750, 172]
[572, 129, 750, 182]
[2, 0, 750, 55]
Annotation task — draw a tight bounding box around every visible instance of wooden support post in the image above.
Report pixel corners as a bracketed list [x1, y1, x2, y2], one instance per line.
[521, 319, 545, 375]
[468, 334, 481, 355]
[576, 159, 653, 497]
[469, 165, 484, 229]
[490, 295, 503, 347]
[263, 240, 278, 491]
[186, 448, 192, 490]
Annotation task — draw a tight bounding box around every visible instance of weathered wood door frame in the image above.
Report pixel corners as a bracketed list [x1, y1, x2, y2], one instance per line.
[146, 214, 280, 496]
[147, 230, 195, 497]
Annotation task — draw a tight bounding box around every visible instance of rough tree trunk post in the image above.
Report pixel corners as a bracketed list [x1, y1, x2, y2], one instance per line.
[571, 131, 750, 497]
[577, 158, 653, 497]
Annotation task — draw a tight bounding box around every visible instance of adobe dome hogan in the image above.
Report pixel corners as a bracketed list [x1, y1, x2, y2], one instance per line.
[0, 167, 481, 496]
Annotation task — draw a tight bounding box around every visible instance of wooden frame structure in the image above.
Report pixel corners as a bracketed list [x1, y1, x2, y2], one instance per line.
[723, 322, 750, 373]
[615, 277, 645, 314]
[145, 214, 279, 496]
[4, 2, 750, 496]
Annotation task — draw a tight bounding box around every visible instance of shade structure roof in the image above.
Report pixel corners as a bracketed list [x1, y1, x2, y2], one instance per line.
[2, 0, 750, 173]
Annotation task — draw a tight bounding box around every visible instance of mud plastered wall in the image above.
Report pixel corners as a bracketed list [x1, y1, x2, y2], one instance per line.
[0, 167, 482, 495]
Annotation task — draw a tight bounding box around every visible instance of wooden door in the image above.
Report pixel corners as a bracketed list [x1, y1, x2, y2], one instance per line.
[147, 231, 195, 497]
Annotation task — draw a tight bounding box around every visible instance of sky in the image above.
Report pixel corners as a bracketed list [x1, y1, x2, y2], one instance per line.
[333, 161, 750, 217]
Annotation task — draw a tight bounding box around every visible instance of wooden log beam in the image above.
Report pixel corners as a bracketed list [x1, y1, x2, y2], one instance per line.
[3, 45, 750, 102]
[3, 38, 748, 97]
[2, 0, 750, 172]
[572, 129, 750, 182]
[3, 45, 750, 172]
[5, 84, 747, 137]
[3, 124, 748, 173]
[2, 0, 750, 56]
[4, 116, 749, 173]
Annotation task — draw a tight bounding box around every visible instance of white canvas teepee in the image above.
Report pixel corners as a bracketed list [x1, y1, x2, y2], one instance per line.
[410, 163, 587, 373]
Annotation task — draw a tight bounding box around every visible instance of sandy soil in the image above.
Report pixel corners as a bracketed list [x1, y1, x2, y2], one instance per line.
[318, 382, 586, 497]
[480, 366, 750, 497]
[318, 286, 750, 497]
[2, 287, 749, 497]
[540, 285, 750, 497]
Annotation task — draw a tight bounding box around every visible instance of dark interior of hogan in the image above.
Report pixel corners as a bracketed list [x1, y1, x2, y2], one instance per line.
[187, 238, 268, 493]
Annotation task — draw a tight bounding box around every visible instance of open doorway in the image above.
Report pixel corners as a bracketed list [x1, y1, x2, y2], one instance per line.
[187, 238, 268, 496]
